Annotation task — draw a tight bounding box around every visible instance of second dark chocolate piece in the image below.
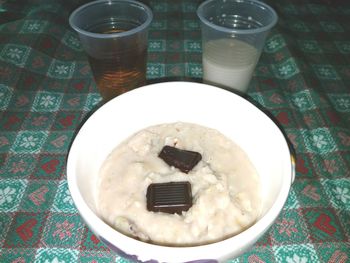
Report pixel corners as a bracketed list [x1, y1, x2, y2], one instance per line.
[146, 182, 192, 214]
[158, 145, 202, 173]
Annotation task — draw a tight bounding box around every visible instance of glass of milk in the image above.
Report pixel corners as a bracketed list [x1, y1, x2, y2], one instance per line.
[197, 0, 277, 93]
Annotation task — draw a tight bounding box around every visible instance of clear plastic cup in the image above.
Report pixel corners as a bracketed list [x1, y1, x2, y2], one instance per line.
[197, 0, 277, 93]
[69, 0, 153, 101]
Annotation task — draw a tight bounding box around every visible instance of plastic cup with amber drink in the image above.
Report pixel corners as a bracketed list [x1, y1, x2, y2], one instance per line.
[70, 0, 153, 101]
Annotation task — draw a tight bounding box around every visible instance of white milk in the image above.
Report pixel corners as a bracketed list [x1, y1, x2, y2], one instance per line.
[203, 38, 259, 93]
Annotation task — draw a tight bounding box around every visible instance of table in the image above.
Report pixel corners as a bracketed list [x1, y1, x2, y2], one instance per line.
[0, 0, 349, 262]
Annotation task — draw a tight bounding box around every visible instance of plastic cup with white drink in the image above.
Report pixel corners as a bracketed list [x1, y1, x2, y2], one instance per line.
[197, 0, 277, 93]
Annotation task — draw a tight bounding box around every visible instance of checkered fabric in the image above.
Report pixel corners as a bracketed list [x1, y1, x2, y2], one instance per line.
[0, 0, 349, 262]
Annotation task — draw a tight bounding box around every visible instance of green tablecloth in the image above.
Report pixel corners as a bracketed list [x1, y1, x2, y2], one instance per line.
[1, 0, 349, 262]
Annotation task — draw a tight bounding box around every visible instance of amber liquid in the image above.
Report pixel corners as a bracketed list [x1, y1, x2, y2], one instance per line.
[87, 22, 147, 101]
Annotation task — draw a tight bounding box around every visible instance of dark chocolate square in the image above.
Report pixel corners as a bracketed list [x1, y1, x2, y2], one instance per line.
[158, 145, 202, 173]
[146, 182, 192, 214]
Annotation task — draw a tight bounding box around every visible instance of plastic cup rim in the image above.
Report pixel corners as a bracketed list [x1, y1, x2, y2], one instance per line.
[69, 0, 153, 39]
[197, 0, 278, 35]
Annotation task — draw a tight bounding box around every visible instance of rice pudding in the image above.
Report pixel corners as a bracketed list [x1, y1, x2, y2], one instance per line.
[97, 122, 261, 246]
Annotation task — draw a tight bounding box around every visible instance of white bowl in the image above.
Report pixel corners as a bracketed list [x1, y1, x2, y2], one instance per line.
[66, 81, 294, 262]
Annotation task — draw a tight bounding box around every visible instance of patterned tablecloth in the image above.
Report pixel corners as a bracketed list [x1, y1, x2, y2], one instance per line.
[0, 0, 349, 262]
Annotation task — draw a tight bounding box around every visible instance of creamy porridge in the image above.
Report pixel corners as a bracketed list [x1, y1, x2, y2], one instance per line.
[97, 122, 261, 246]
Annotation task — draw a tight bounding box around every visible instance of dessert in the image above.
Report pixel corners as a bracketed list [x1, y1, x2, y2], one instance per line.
[97, 122, 261, 246]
